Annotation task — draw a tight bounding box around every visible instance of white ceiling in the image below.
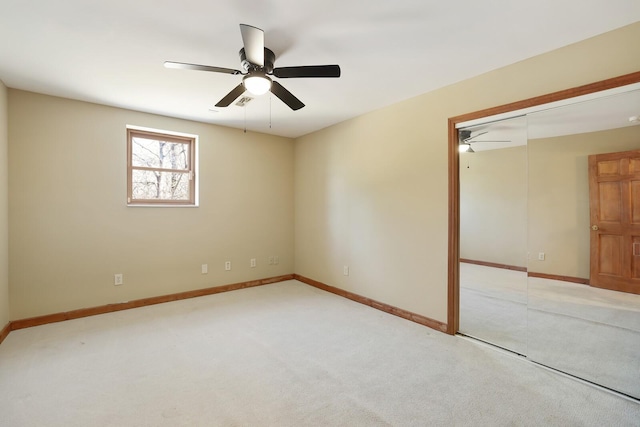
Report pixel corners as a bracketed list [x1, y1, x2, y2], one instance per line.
[1, 1, 639, 138]
[527, 88, 640, 139]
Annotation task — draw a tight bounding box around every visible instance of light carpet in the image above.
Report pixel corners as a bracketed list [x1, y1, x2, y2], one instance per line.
[0, 280, 638, 426]
[459, 263, 527, 354]
[459, 262, 640, 398]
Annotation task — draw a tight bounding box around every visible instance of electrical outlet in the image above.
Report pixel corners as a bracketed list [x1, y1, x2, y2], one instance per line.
[250, 258, 256, 268]
[114, 274, 123, 286]
[201, 264, 208, 274]
[343, 265, 349, 276]
[538, 252, 545, 261]
[225, 261, 231, 271]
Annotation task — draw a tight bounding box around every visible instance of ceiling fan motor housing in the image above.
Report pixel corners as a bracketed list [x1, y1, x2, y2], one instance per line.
[459, 130, 472, 143]
[240, 47, 275, 73]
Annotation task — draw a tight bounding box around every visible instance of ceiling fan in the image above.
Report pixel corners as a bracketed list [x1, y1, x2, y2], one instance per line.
[458, 130, 511, 152]
[164, 24, 341, 111]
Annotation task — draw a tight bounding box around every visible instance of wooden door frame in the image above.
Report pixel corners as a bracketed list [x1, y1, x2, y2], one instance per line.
[446, 70, 640, 335]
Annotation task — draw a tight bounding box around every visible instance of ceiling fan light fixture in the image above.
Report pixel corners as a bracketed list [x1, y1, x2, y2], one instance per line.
[459, 142, 472, 153]
[243, 73, 272, 95]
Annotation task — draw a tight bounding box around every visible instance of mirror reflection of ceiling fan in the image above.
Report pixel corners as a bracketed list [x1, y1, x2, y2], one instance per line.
[458, 130, 511, 152]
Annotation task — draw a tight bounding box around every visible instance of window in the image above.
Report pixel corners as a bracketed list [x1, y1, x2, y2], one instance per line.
[127, 128, 197, 206]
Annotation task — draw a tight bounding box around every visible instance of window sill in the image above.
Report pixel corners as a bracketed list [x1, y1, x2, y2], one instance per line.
[127, 204, 199, 208]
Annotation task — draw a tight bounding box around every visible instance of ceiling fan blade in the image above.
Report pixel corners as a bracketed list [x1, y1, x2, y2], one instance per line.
[464, 131, 488, 142]
[214, 83, 246, 107]
[240, 24, 264, 67]
[273, 65, 341, 78]
[270, 81, 304, 111]
[164, 61, 242, 75]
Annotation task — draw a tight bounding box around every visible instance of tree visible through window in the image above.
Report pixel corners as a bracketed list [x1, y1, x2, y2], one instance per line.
[127, 128, 196, 205]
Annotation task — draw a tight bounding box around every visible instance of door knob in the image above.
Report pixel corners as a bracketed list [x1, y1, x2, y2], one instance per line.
[591, 225, 599, 231]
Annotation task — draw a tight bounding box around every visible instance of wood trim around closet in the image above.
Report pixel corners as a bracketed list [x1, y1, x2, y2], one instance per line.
[447, 70, 640, 336]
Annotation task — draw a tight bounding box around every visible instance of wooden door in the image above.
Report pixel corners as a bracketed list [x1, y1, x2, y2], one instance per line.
[589, 149, 640, 295]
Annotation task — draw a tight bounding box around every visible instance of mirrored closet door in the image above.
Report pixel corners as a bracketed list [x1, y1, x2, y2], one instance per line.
[458, 116, 528, 355]
[458, 85, 640, 399]
[526, 88, 640, 399]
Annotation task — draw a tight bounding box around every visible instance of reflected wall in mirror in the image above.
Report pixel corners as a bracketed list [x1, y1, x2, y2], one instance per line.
[458, 116, 528, 355]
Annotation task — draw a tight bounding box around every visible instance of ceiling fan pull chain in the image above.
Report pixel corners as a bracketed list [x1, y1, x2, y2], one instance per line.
[244, 104, 247, 133]
[269, 94, 272, 129]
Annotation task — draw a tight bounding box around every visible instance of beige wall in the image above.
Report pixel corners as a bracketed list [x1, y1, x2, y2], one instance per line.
[0, 81, 8, 326]
[460, 146, 527, 268]
[9, 91, 294, 319]
[4, 22, 640, 326]
[528, 126, 640, 279]
[294, 22, 640, 323]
